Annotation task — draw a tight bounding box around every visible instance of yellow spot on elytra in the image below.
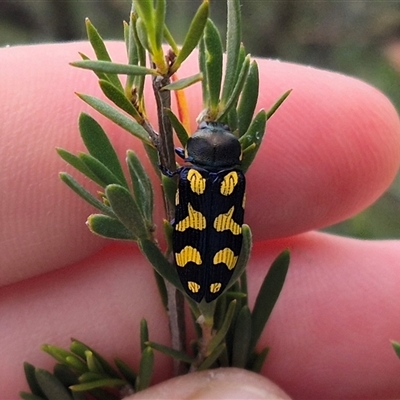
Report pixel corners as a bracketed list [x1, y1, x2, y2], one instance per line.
[220, 171, 239, 196]
[175, 188, 180, 206]
[176, 203, 206, 232]
[175, 246, 202, 267]
[210, 282, 222, 294]
[213, 248, 238, 270]
[213, 206, 241, 235]
[188, 281, 200, 293]
[188, 169, 206, 195]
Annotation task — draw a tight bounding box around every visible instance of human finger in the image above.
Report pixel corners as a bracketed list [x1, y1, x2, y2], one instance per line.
[1, 42, 399, 286]
[3, 232, 400, 398]
[128, 368, 291, 399]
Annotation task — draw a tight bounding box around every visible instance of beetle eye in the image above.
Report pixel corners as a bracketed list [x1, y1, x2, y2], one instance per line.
[199, 121, 208, 130]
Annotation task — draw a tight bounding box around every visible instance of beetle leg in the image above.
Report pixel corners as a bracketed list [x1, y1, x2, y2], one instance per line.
[158, 163, 176, 177]
[175, 147, 185, 159]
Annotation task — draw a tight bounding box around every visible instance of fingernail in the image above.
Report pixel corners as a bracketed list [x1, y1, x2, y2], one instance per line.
[188, 383, 290, 399]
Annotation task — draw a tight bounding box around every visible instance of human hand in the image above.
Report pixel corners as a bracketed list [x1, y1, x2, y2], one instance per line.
[1, 42, 400, 399]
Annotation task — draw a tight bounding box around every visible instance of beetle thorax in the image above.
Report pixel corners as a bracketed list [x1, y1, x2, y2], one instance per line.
[186, 127, 242, 169]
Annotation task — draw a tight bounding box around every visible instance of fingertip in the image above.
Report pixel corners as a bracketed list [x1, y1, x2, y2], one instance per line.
[247, 232, 400, 398]
[128, 368, 291, 400]
[246, 59, 400, 239]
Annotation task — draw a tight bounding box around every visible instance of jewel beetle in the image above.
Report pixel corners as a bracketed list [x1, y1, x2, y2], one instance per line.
[161, 121, 246, 303]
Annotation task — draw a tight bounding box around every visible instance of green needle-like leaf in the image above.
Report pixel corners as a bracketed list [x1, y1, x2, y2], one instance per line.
[76, 93, 152, 145]
[34, 368, 72, 400]
[136, 17, 151, 55]
[59, 173, 114, 217]
[237, 61, 259, 136]
[85, 18, 123, 91]
[78, 52, 108, 82]
[105, 184, 148, 239]
[239, 111, 266, 150]
[57, 148, 105, 187]
[207, 300, 237, 355]
[166, 108, 189, 147]
[77, 372, 104, 383]
[71, 60, 156, 76]
[134, 1, 165, 70]
[266, 89, 292, 120]
[203, 19, 223, 112]
[228, 224, 252, 288]
[146, 341, 195, 364]
[154, 0, 166, 50]
[213, 294, 228, 332]
[163, 25, 178, 54]
[127, 150, 154, 224]
[114, 358, 136, 387]
[153, 268, 169, 311]
[79, 153, 126, 188]
[162, 73, 203, 91]
[199, 36, 208, 107]
[239, 110, 267, 173]
[69, 340, 120, 379]
[221, 0, 241, 103]
[41, 345, 86, 373]
[85, 18, 112, 62]
[196, 298, 216, 328]
[87, 214, 136, 240]
[161, 174, 178, 210]
[88, 373, 108, 385]
[129, 12, 147, 97]
[163, 219, 173, 254]
[248, 347, 269, 373]
[19, 392, 46, 400]
[134, 0, 155, 44]
[53, 364, 79, 389]
[124, 19, 130, 51]
[140, 319, 149, 353]
[239, 270, 248, 306]
[136, 347, 154, 391]
[98, 80, 142, 122]
[392, 341, 400, 358]
[134, 0, 154, 22]
[85, 351, 106, 375]
[69, 340, 87, 359]
[79, 113, 128, 187]
[125, 16, 137, 92]
[144, 143, 162, 177]
[217, 55, 250, 121]
[71, 379, 126, 392]
[250, 250, 290, 351]
[138, 239, 181, 287]
[197, 343, 226, 371]
[65, 357, 87, 374]
[23, 362, 45, 398]
[226, 107, 238, 133]
[170, 0, 209, 74]
[72, 391, 86, 400]
[231, 306, 252, 368]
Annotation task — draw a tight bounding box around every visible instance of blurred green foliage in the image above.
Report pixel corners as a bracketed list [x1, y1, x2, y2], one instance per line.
[3, 0, 400, 239]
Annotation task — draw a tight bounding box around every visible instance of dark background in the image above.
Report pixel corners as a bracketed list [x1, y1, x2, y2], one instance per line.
[2, 0, 400, 239]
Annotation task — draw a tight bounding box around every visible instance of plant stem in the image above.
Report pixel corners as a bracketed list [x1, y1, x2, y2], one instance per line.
[192, 301, 216, 369]
[200, 320, 213, 358]
[152, 77, 175, 164]
[152, 73, 187, 375]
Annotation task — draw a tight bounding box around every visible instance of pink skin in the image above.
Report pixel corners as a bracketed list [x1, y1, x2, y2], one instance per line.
[1, 42, 400, 399]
